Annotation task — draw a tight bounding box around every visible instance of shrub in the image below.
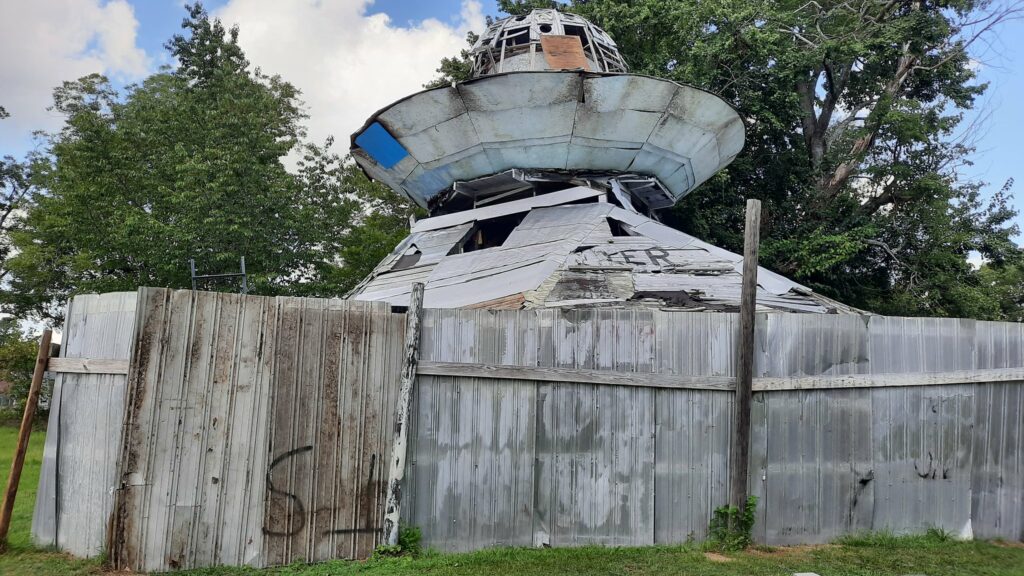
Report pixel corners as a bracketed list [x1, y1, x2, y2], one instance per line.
[707, 496, 757, 551]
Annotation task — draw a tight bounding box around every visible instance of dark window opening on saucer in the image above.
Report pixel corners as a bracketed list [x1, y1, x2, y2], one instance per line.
[392, 250, 422, 271]
[462, 214, 524, 252]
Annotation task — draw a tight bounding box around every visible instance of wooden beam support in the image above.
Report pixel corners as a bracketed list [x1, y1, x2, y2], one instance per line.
[382, 282, 425, 547]
[416, 362, 1024, 392]
[0, 329, 53, 551]
[417, 361, 735, 391]
[755, 367, 1024, 391]
[46, 357, 129, 375]
[730, 199, 760, 513]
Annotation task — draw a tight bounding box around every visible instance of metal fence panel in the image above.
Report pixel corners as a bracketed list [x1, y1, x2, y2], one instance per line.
[31, 292, 138, 557]
[408, 309, 1024, 549]
[34, 298, 1024, 565]
[972, 381, 1024, 540]
[109, 288, 403, 572]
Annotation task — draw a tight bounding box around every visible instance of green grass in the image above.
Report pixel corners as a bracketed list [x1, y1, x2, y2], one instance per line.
[1, 424, 1023, 575]
[174, 537, 1024, 576]
[0, 425, 103, 575]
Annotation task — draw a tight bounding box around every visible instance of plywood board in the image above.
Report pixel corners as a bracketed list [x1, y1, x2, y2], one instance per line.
[540, 35, 589, 71]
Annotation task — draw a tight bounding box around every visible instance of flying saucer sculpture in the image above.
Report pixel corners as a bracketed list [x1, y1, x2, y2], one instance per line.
[347, 9, 853, 314]
[350, 9, 743, 212]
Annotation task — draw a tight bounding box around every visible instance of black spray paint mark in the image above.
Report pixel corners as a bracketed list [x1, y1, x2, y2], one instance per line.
[263, 445, 314, 537]
[914, 451, 938, 480]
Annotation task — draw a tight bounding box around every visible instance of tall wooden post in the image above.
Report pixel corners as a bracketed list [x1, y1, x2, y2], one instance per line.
[383, 283, 425, 547]
[730, 200, 760, 513]
[0, 329, 53, 550]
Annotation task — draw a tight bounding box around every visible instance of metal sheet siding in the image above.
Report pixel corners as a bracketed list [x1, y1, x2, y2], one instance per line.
[408, 309, 1024, 549]
[111, 288, 404, 572]
[972, 381, 1024, 540]
[31, 292, 138, 557]
[352, 73, 746, 208]
[35, 296, 1024, 563]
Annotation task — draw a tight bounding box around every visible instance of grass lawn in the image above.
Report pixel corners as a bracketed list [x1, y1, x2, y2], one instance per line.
[1, 423, 1022, 575]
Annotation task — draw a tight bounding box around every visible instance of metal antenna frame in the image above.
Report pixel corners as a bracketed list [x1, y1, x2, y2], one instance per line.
[189, 256, 248, 294]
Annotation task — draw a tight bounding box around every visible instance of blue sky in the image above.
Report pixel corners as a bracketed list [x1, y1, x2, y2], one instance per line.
[2, 0, 1022, 243]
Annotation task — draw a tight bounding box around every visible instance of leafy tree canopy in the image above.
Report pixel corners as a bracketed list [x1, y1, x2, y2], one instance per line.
[0, 108, 35, 287]
[3, 3, 414, 322]
[434, 0, 1024, 320]
[0, 318, 40, 417]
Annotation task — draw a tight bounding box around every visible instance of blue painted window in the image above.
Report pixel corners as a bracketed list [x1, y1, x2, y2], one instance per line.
[355, 122, 409, 169]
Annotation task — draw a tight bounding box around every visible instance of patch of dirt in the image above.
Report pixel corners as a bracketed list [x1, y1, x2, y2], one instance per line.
[704, 552, 733, 563]
[746, 544, 837, 557]
[992, 540, 1024, 549]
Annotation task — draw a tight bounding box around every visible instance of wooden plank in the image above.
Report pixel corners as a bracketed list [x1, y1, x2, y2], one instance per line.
[0, 329, 53, 550]
[416, 361, 735, 391]
[753, 368, 1024, 391]
[464, 292, 526, 310]
[540, 35, 589, 71]
[731, 199, 760, 511]
[47, 357, 129, 375]
[417, 361, 1024, 392]
[383, 282, 425, 546]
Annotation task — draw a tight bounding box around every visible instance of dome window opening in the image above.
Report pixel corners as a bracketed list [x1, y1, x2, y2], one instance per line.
[469, 8, 629, 77]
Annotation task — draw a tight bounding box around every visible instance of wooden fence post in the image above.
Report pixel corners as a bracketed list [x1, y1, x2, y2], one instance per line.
[730, 200, 760, 514]
[382, 283, 425, 547]
[0, 329, 53, 550]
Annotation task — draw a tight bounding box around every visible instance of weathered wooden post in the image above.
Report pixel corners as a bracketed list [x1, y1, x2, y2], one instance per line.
[382, 282, 425, 547]
[729, 199, 760, 514]
[0, 329, 53, 551]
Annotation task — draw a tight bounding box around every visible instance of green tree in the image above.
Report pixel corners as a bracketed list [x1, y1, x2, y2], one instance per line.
[3, 3, 414, 322]
[0, 319, 40, 417]
[0, 107, 36, 285]
[291, 140, 418, 297]
[466, 0, 1024, 320]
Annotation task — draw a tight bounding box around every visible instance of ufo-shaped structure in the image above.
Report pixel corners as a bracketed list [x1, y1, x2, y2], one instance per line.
[347, 9, 855, 314]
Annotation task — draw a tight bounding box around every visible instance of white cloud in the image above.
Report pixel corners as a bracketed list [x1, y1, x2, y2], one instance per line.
[214, 0, 485, 150]
[0, 0, 149, 155]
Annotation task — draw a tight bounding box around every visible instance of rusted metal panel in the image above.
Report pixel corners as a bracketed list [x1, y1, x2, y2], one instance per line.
[32, 291, 138, 557]
[110, 288, 404, 572]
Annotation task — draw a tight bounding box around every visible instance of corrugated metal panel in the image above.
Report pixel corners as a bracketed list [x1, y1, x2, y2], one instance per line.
[407, 309, 540, 550]
[972, 381, 1024, 540]
[408, 309, 1024, 550]
[754, 388, 875, 544]
[353, 201, 840, 313]
[532, 309, 655, 547]
[31, 292, 138, 557]
[41, 297, 1024, 562]
[870, 384, 975, 537]
[110, 288, 404, 572]
[351, 72, 745, 209]
[654, 388, 733, 542]
[971, 322, 1024, 540]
